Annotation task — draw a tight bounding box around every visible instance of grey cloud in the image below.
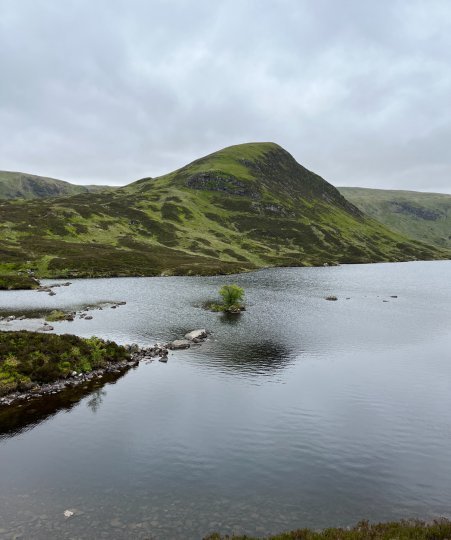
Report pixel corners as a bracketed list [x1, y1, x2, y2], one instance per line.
[0, 0, 450, 192]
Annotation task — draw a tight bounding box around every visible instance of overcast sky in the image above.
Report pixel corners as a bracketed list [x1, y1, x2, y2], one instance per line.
[1, 0, 450, 192]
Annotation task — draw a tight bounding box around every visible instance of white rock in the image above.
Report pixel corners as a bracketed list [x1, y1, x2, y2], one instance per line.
[184, 329, 207, 341]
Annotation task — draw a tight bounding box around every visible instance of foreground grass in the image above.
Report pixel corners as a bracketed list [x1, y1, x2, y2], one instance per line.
[0, 330, 130, 396]
[204, 519, 451, 540]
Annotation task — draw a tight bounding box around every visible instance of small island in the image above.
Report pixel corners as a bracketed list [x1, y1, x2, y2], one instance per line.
[208, 284, 246, 313]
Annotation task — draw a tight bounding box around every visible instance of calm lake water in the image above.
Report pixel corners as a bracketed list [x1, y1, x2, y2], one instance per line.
[0, 261, 451, 539]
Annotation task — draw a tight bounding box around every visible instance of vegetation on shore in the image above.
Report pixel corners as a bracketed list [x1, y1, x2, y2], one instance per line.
[45, 310, 72, 322]
[0, 274, 39, 290]
[204, 519, 451, 540]
[0, 143, 447, 280]
[339, 187, 451, 250]
[0, 330, 130, 397]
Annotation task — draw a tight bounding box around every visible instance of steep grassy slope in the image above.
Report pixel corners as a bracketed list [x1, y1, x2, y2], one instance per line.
[0, 171, 112, 200]
[339, 187, 451, 249]
[0, 143, 446, 279]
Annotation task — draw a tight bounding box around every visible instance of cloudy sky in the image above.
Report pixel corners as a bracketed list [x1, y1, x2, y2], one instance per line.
[1, 0, 450, 192]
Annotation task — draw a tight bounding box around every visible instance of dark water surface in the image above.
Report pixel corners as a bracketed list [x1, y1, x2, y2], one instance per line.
[0, 262, 450, 539]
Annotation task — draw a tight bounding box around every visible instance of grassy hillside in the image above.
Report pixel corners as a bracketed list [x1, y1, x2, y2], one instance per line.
[0, 143, 447, 279]
[339, 187, 451, 249]
[0, 170, 112, 200]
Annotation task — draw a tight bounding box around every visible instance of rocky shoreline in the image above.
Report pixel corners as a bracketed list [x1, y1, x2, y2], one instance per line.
[0, 329, 209, 408]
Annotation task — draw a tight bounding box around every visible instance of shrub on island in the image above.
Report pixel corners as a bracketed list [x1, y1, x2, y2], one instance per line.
[208, 284, 245, 313]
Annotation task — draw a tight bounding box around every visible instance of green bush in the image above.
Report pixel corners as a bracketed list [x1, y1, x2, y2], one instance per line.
[219, 284, 245, 311]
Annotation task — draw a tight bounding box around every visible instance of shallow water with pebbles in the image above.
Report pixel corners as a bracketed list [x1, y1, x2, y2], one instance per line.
[1, 261, 451, 539]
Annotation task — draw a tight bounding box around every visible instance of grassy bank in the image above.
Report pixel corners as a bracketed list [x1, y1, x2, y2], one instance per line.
[0, 274, 39, 290]
[0, 330, 130, 396]
[205, 519, 451, 539]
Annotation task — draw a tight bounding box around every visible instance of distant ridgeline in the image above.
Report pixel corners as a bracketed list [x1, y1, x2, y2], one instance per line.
[0, 143, 448, 279]
[339, 187, 451, 250]
[0, 171, 112, 200]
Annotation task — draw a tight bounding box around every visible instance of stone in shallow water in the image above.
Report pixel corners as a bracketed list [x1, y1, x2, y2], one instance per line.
[168, 339, 191, 350]
[184, 329, 207, 341]
[37, 325, 54, 331]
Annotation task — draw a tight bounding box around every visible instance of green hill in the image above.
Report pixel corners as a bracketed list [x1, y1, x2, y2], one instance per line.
[0, 143, 447, 279]
[339, 187, 451, 249]
[0, 170, 112, 200]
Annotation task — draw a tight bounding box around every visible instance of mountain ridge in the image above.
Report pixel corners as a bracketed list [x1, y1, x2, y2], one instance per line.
[0, 143, 447, 279]
[0, 170, 113, 200]
[339, 187, 451, 249]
